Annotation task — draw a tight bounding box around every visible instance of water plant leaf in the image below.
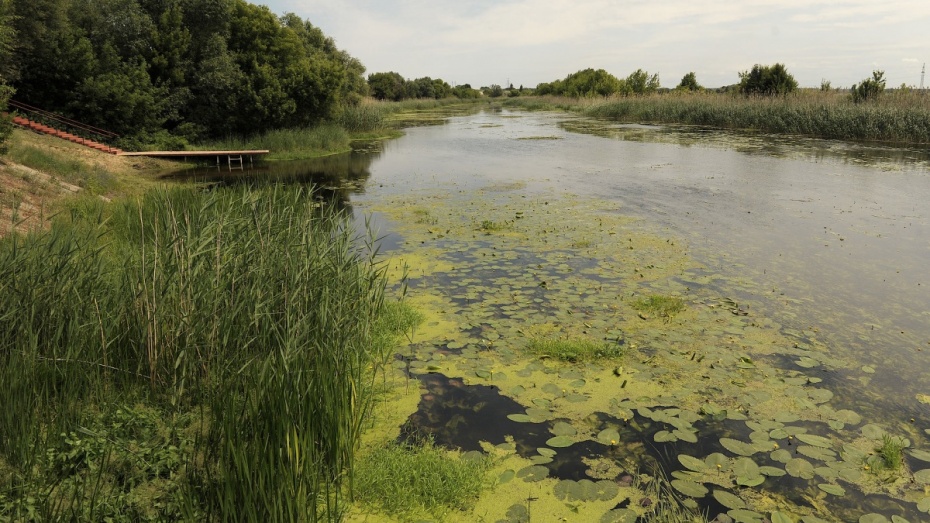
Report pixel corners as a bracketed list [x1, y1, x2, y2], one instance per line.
[737, 475, 765, 487]
[728, 508, 765, 523]
[551, 421, 576, 437]
[733, 457, 760, 478]
[808, 389, 833, 403]
[537, 448, 557, 458]
[771, 512, 794, 523]
[498, 469, 515, 484]
[891, 516, 911, 523]
[601, 508, 638, 523]
[769, 428, 789, 440]
[861, 424, 886, 439]
[678, 454, 706, 472]
[797, 445, 836, 461]
[759, 466, 787, 477]
[918, 496, 930, 512]
[913, 469, 930, 484]
[597, 428, 621, 445]
[546, 436, 574, 448]
[595, 480, 620, 501]
[705, 453, 729, 470]
[720, 437, 758, 456]
[795, 434, 832, 448]
[785, 458, 815, 479]
[654, 430, 677, 443]
[833, 409, 862, 425]
[671, 479, 708, 498]
[818, 483, 845, 496]
[474, 369, 491, 379]
[507, 414, 532, 423]
[858, 515, 890, 523]
[909, 449, 930, 462]
[516, 465, 549, 482]
[713, 489, 746, 510]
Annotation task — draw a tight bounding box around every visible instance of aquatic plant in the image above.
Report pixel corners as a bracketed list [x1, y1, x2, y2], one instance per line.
[354, 440, 492, 520]
[867, 434, 905, 474]
[527, 337, 625, 363]
[0, 185, 405, 521]
[631, 295, 685, 320]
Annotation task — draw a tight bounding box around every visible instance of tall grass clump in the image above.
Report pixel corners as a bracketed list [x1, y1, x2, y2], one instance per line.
[197, 123, 352, 160]
[354, 440, 491, 521]
[0, 185, 400, 521]
[509, 91, 930, 144]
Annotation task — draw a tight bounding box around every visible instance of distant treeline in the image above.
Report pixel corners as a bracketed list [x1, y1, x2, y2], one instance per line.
[366, 71, 481, 101]
[0, 0, 369, 146]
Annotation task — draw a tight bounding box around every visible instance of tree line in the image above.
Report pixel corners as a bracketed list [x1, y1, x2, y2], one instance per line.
[366, 71, 481, 101]
[0, 0, 369, 147]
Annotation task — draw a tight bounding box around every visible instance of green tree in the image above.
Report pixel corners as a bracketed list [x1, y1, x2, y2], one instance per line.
[626, 69, 660, 95]
[368, 71, 405, 100]
[486, 84, 503, 97]
[738, 63, 797, 96]
[677, 72, 701, 91]
[850, 70, 885, 103]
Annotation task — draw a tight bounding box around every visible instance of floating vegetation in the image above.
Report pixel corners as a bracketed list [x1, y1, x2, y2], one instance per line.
[479, 219, 513, 232]
[515, 135, 562, 140]
[527, 337, 625, 363]
[354, 440, 492, 520]
[631, 294, 685, 321]
[866, 434, 907, 475]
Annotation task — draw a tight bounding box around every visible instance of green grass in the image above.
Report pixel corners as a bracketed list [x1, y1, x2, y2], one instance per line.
[505, 90, 930, 144]
[479, 219, 512, 232]
[195, 123, 352, 160]
[354, 440, 491, 521]
[528, 337, 625, 363]
[866, 434, 905, 474]
[0, 185, 413, 521]
[631, 295, 685, 320]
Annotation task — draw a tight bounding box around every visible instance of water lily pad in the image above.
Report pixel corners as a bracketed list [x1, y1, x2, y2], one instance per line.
[546, 435, 574, 448]
[565, 393, 588, 403]
[859, 515, 889, 523]
[728, 508, 765, 523]
[532, 398, 551, 408]
[594, 480, 620, 501]
[671, 479, 708, 498]
[818, 483, 845, 496]
[774, 412, 800, 423]
[733, 457, 760, 478]
[516, 465, 549, 482]
[771, 449, 793, 463]
[909, 449, 930, 462]
[914, 469, 930, 484]
[891, 516, 911, 523]
[713, 489, 746, 510]
[917, 497, 930, 512]
[674, 429, 699, 443]
[705, 453, 729, 470]
[721, 437, 759, 456]
[654, 430, 677, 443]
[679, 454, 706, 472]
[551, 421, 576, 437]
[769, 428, 789, 440]
[832, 409, 862, 425]
[474, 369, 491, 379]
[785, 458, 815, 479]
[507, 414, 532, 423]
[796, 434, 833, 448]
[601, 508, 638, 523]
[537, 447, 557, 458]
[861, 424, 886, 439]
[759, 466, 787, 477]
[861, 366, 876, 374]
[797, 445, 836, 461]
[771, 512, 794, 523]
[597, 428, 621, 445]
[918, 394, 930, 405]
[498, 469, 515, 484]
[808, 389, 834, 404]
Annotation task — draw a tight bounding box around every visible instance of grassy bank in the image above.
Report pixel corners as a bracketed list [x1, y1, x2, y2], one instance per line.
[196, 98, 485, 161]
[504, 90, 930, 144]
[0, 185, 418, 521]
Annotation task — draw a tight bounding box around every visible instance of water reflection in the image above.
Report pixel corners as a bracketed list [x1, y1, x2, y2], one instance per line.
[162, 147, 379, 212]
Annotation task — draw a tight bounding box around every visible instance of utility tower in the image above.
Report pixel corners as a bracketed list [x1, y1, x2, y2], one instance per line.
[921, 63, 926, 90]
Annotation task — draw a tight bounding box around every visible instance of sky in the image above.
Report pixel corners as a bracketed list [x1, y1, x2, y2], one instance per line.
[258, 0, 930, 89]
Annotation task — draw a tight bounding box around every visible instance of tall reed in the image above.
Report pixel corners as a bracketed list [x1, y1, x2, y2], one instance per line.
[0, 185, 397, 521]
[506, 91, 930, 144]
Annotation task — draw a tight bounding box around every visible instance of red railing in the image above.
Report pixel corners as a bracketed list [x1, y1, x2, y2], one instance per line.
[8, 100, 120, 147]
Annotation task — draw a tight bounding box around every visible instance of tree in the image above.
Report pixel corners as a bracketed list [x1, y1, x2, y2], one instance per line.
[368, 71, 405, 101]
[850, 70, 885, 103]
[486, 84, 503, 97]
[677, 72, 701, 92]
[626, 69, 660, 95]
[738, 63, 797, 96]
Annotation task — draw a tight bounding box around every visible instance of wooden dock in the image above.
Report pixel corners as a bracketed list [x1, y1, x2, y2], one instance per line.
[118, 150, 270, 169]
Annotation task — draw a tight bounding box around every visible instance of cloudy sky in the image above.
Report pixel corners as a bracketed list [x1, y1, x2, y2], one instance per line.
[259, 0, 929, 89]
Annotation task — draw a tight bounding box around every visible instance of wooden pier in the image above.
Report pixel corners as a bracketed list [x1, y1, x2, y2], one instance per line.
[118, 150, 271, 169]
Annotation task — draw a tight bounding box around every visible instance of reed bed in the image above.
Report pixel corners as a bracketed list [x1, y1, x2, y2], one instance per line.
[506, 90, 930, 144]
[0, 186, 412, 521]
[196, 123, 352, 160]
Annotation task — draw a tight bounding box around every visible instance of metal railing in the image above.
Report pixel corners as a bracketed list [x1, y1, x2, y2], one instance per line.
[8, 100, 120, 148]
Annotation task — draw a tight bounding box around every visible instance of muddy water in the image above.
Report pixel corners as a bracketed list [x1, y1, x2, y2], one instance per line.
[181, 109, 930, 521]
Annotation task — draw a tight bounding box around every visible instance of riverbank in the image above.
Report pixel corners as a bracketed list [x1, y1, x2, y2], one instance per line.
[504, 90, 930, 144]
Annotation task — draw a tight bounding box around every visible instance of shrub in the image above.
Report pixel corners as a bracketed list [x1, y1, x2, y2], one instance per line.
[738, 63, 798, 96]
[851, 70, 886, 104]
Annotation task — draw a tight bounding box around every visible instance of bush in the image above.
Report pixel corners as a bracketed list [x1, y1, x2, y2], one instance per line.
[738, 63, 798, 96]
[851, 70, 886, 104]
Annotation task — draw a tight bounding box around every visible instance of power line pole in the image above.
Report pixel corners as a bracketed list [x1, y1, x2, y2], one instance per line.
[921, 63, 926, 91]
